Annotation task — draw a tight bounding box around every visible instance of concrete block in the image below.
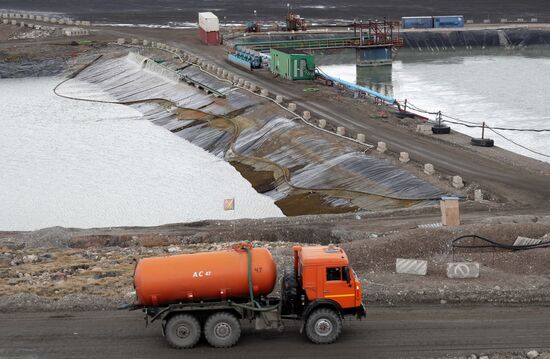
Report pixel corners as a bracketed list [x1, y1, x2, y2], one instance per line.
[377, 141, 387, 153]
[275, 95, 284, 104]
[237, 79, 245, 86]
[58, 19, 65, 24]
[249, 84, 257, 92]
[23, 14, 29, 19]
[318, 119, 327, 129]
[396, 258, 428, 276]
[447, 262, 480, 279]
[260, 89, 269, 97]
[2, 19, 8, 24]
[29, 15, 35, 20]
[356, 133, 366, 143]
[75, 20, 81, 26]
[50, 18, 57, 23]
[81, 21, 91, 26]
[513, 236, 542, 247]
[424, 163, 435, 175]
[222, 70, 228, 78]
[244, 81, 250, 88]
[131, 38, 139, 45]
[117, 38, 125, 45]
[483, 19, 491, 24]
[303, 111, 311, 120]
[531, 18, 538, 22]
[440, 196, 460, 226]
[500, 18, 507, 23]
[452, 175, 464, 189]
[288, 103, 297, 112]
[336, 127, 346, 136]
[142, 39, 149, 46]
[517, 18, 525, 22]
[416, 124, 432, 134]
[399, 152, 410, 163]
[11, 20, 16, 25]
[20, 22, 25, 27]
[474, 189, 483, 202]
[36, 16, 43, 21]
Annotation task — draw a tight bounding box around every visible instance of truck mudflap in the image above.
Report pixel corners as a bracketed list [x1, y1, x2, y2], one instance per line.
[356, 302, 366, 319]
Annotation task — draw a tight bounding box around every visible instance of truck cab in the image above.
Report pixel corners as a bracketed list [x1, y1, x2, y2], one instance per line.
[283, 244, 366, 343]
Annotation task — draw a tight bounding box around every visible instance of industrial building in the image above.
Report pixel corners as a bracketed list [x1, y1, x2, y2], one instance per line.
[269, 48, 315, 80]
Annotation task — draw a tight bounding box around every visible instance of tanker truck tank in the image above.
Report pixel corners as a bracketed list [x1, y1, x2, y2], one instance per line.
[134, 245, 277, 306]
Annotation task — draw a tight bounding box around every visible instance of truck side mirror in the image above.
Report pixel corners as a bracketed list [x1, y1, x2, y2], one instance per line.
[342, 266, 351, 284]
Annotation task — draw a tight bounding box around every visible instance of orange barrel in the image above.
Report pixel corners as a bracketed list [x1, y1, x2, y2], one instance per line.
[134, 246, 277, 306]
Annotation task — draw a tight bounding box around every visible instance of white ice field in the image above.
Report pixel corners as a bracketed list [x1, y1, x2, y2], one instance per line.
[0, 77, 283, 231]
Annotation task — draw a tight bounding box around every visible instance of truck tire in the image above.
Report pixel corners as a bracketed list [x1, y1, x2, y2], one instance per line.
[204, 312, 241, 348]
[305, 308, 342, 344]
[165, 314, 201, 349]
[282, 269, 298, 315]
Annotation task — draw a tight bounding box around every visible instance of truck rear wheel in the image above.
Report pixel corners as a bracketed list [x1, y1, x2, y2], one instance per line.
[305, 308, 342, 344]
[204, 312, 241, 348]
[165, 314, 201, 349]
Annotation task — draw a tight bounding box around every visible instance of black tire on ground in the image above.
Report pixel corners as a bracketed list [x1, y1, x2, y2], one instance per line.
[204, 312, 241, 348]
[305, 308, 343, 344]
[470, 138, 495, 147]
[432, 125, 451, 134]
[164, 314, 201, 349]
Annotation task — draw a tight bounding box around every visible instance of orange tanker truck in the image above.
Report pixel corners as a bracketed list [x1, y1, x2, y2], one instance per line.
[127, 243, 366, 348]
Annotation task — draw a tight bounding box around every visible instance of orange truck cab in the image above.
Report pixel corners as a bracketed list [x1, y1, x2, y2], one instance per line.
[295, 245, 364, 314]
[281, 244, 366, 342]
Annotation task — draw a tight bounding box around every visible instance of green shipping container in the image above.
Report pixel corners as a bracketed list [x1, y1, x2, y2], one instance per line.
[270, 48, 315, 80]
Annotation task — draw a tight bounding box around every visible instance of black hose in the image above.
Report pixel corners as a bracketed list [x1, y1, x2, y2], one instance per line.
[451, 234, 550, 251]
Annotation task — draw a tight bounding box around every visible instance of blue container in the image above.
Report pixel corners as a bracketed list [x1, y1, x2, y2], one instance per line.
[402, 16, 434, 29]
[433, 15, 464, 28]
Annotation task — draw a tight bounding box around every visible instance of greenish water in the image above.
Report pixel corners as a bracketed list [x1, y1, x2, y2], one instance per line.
[319, 47, 550, 163]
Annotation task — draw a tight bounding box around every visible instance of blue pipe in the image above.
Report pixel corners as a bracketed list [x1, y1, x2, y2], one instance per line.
[317, 70, 397, 105]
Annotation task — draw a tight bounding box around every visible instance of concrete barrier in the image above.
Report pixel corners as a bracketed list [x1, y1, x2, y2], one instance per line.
[447, 262, 480, 279]
[483, 19, 491, 24]
[531, 18, 538, 22]
[222, 70, 228, 78]
[2, 19, 8, 25]
[11, 20, 16, 25]
[336, 127, 346, 136]
[288, 103, 297, 112]
[416, 124, 432, 134]
[58, 19, 65, 24]
[50, 18, 57, 23]
[318, 119, 327, 129]
[260, 89, 269, 97]
[142, 39, 149, 46]
[517, 18, 525, 22]
[249, 84, 257, 92]
[356, 133, 366, 143]
[81, 21, 91, 26]
[451, 175, 464, 189]
[500, 18, 507, 23]
[237, 79, 245, 86]
[377, 142, 387, 153]
[399, 152, 410, 163]
[275, 95, 283, 104]
[20, 22, 25, 27]
[117, 38, 125, 45]
[396, 258, 428, 276]
[29, 15, 35, 20]
[513, 236, 542, 247]
[131, 38, 139, 45]
[36, 16, 43, 21]
[303, 111, 311, 120]
[23, 14, 29, 19]
[244, 81, 250, 88]
[424, 163, 435, 175]
[474, 189, 483, 202]
[43, 17, 50, 22]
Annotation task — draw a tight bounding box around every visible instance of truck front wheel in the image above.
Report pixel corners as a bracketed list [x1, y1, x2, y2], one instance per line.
[165, 314, 201, 349]
[204, 312, 241, 348]
[305, 308, 342, 344]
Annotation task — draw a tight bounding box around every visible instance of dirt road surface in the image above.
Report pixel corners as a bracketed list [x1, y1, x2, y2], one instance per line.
[1, 305, 549, 358]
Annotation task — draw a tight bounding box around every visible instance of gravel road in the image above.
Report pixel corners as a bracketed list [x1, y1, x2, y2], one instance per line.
[1, 305, 549, 359]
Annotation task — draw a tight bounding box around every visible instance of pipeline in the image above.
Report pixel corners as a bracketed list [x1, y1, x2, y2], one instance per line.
[316, 67, 397, 105]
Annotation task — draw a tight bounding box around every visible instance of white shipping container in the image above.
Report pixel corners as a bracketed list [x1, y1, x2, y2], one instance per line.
[198, 12, 219, 32]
